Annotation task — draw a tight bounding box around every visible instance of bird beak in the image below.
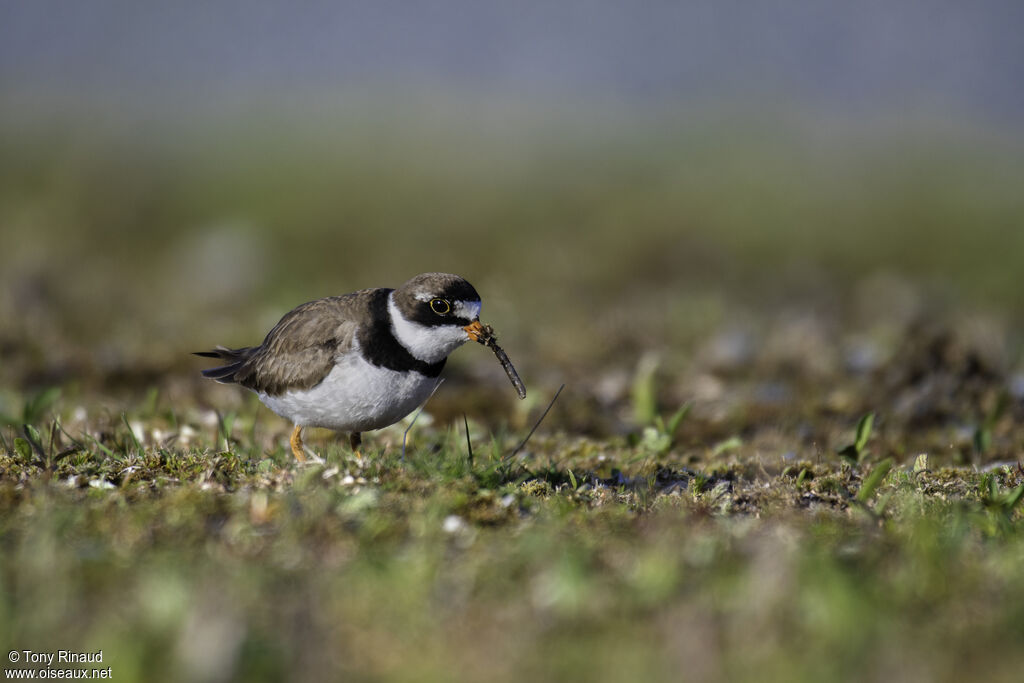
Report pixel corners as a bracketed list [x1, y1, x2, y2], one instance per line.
[463, 319, 486, 343]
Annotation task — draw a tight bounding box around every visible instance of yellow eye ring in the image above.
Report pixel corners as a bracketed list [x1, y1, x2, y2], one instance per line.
[430, 298, 451, 315]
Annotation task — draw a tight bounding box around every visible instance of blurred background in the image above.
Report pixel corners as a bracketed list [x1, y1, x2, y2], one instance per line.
[5, 5, 1024, 682]
[2, 0, 1024, 444]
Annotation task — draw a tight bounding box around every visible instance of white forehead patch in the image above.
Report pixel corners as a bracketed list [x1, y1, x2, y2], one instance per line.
[454, 300, 481, 320]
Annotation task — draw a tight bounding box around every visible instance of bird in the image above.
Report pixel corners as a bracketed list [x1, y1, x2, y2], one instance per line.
[195, 272, 523, 462]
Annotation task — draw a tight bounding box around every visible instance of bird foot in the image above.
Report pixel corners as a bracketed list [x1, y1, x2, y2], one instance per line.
[290, 425, 327, 464]
[290, 425, 307, 463]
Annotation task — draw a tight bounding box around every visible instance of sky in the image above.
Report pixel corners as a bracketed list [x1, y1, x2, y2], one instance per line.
[2, 1, 1023, 125]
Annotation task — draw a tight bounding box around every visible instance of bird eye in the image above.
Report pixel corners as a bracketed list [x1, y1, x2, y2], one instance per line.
[430, 298, 451, 315]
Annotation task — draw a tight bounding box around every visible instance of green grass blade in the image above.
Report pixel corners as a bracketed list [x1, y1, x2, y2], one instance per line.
[857, 457, 893, 503]
[665, 401, 693, 439]
[122, 413, 144, 455]
[854, 412, 875, 454]
[1004, 483, 1024, 512]
[23, 387, 62, 424]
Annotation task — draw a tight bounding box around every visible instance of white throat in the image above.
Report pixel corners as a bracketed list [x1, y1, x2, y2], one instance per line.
[388, 293, 472, 364]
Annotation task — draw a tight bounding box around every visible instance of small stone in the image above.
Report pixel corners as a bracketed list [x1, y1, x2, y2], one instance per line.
[129, 420, 146, 444]
[442, 515, 466, 534]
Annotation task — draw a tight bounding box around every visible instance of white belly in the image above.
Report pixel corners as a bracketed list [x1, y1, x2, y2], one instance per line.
[257, 352, 440, 432]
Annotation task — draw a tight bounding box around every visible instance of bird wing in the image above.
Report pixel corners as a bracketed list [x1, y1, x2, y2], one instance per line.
[199, 292, 371, 396]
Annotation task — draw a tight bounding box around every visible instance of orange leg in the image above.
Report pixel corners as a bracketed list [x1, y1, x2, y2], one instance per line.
[349, 432, 362, 458]
[290, 425, 307, 463]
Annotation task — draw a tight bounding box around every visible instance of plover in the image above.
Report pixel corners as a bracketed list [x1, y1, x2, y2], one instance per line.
[196, 272, 524, 461]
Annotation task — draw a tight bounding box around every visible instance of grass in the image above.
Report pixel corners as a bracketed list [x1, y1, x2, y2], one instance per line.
[2, 106, 1024, 681]
[2, 388, 1024, 682]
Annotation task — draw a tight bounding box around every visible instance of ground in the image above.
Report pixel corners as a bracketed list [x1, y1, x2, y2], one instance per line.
[2, 111, 1024, 682]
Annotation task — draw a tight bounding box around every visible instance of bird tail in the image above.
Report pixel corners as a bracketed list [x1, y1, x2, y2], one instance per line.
[194, 346, 254, 384]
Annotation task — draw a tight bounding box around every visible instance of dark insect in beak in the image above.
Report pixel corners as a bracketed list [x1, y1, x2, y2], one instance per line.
[463, 320, 527, 399]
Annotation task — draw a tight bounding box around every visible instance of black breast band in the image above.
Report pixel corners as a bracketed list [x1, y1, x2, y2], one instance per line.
[358, 289, 446, 377]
